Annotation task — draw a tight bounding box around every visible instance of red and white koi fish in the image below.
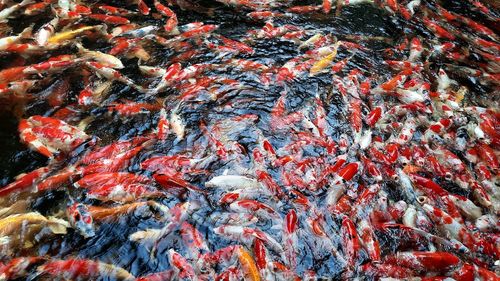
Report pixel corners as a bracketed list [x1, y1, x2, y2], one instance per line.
[0, 257, 46, 280]
[0, 25, 32, 51]
[384, 251, 460, 273]
[0, 0, 34, 22]
[37, 259, 135, 280]
[18, 115, 90, 158]
[35, 18, 58, 46]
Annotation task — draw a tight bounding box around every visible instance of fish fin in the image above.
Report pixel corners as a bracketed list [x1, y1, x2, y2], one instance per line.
[97, 24, 109, 36]
[0, 236, 10, 245]
[20, 24, 34, 38]
[47, 217, 69, 234]
[47, 224, 68, 234]
[23, 240, 34, 248]
[129, 228, 160, 243]
[74, 42, 87, 53]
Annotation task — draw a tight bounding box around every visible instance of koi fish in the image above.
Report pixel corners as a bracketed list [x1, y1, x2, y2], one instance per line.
[0, 25, 32, 51]
[47, 25, 100, 44]
[18, 115, 90, 158]
[0, 212, 68, 253]
[37, 259, 135, 280]
[0, 0, 34, 22]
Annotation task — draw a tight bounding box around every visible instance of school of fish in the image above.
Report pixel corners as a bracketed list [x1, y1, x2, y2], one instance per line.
[0, 0, 499, 279]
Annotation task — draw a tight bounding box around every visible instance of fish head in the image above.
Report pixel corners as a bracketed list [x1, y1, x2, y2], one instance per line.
[66, 203, 95, 238]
